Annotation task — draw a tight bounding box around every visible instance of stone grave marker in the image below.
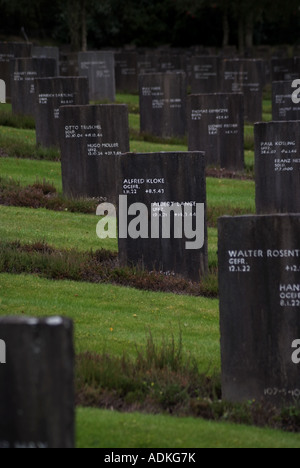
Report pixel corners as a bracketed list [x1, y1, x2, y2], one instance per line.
[0, 316, 74, 448]
[271, 58, 300, 82]
[78, 51, 115, 102]
[139, 72, 187, 138]
[0, 42, 32, 100]
[190, 56, 221, 94]
[32, 46, 59, 75]
[117, 151, 208, 282]
[10, 58, 58, 117]
[272, 81, 300, 121]
[255, 121, 300, 214]
[115, 51, 138, 93]
[188, 93, 244, 170]
[221, 59, 264, 123]
[59, 104, 129, 203]
[60, 52, 79, 77]
[35, 77, 89, 148]
[219, 214, 300, 406]
[137, 51, 158, 75]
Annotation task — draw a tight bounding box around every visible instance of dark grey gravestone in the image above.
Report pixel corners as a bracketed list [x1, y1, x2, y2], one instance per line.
[59, 104, 129, 204]
[0, 42, 32, 100]
[35, 77, 89, 148]
[271, 58, 300, 82]
[219, 215, 300, 407]
[60, 52, 79, 77]
[115, 52, 138, 93]
[117, 152, 208, 282]
[156, 53, 187, 74]
[0, 316, 74, 448]
[190, 56, 221, 94]
[272, 81, 300, 121]
[137, 51, 158, 75]
[32, 46, 59, 75]
[139, 73, 187, 138]
[78, 51, 115, 102]
[255, 121, 300, 214]
[221, 59, 264, 123]
[10, 58, 58, 117]
[188, 93, 244, 171]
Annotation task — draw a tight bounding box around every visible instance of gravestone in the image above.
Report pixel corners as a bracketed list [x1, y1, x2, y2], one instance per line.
[0, 79, 5, 103]
[190, 56, 221, 94]
[139, 72, 187, 138]
[117, 151, 208, 282]
[156, 53, 187, 74]
[35, 77, 89, 148]
[0, 42, 32, 100]
[137, 51, 158, 75]
[271, 58, 300, 82]
[59, 104, 129, 203]
[78, 51, 115, 102]
[272, 81, 300, 121]
[255, 121, 300, 214]
[60, 52, 79, 77]
[219, 215, 300, 406]
[115, 52, 138, 93]
[0, 316, 74, 448]
[10, 58, 58, 117]
[32, 46, 60, 75]
[221, 59, 264, 122]
[188, 93, 244, 170]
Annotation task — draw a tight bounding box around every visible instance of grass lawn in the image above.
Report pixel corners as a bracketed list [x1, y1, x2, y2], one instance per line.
[76, 408, 300, 448]
[0, 273, 220, 372]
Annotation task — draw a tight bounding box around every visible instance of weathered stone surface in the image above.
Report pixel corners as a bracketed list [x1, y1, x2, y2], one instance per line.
[255, 121, 300, 214]
[272, 81, 300, 121]
[35, 77, 89, 148]
[0, 316, 74, 448]
[10, 58, 58, 117]
[221, 59, 264, 123]
[139, 72, 187, 138]
[78, 51, 115, 102]
[60, 104, 129, 204]
[188, 93, 244, 170]
[218, 215, 300, 406]
[190, 56, 221, 94]
[117, 151, 208, 282]
[0, 42, 32, 100]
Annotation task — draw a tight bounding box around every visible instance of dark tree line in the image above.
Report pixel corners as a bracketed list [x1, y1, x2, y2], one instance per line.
[0, 0, 299, 50]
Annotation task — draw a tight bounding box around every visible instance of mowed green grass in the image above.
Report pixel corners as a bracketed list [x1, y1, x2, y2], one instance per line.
[0, 273, 220, 373]
[76, 408, 300, 449]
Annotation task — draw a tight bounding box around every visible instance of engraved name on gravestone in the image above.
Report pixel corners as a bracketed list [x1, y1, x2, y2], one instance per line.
[255, 121, 300, 214]
[78, 51, 115, 102]
[188, 93, 244, 171]
[272, 81, 300, 121]
[0, 317, 74, 448]
[10, 58, 58, 117]
[35, 77, 89, 148]
[221, 59, 264, 123]
[117, 152, 208, 282]
[139, 72, 187, 138]
[59, 104, 129, 204]
[115, 52, 138, 93]
[219, 215, 300, 406]
[0, 42, 32, 100]
[190, 56, 221, 94]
